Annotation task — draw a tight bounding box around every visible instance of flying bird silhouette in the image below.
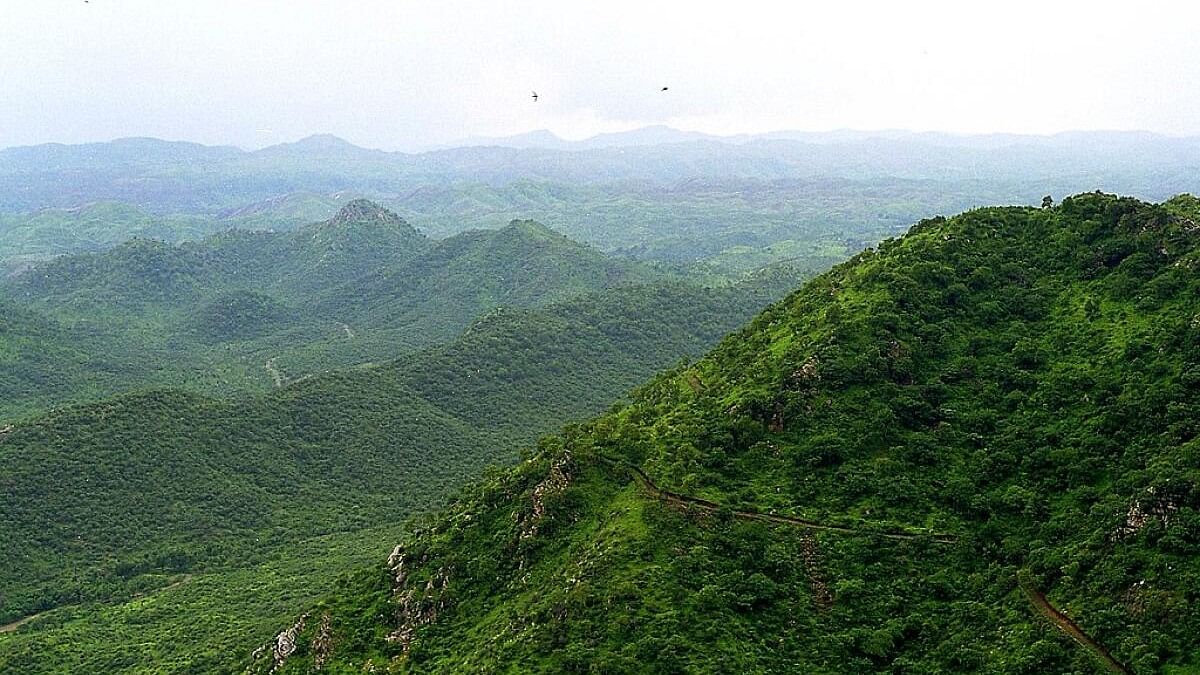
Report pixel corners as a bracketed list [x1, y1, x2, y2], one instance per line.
[661, 86, 669, 91]
[531, 91, 538, 102]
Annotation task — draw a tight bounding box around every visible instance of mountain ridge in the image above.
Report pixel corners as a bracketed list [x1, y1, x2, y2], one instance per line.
[250, 192, 1200, 674]
[0, 205, 657, 419]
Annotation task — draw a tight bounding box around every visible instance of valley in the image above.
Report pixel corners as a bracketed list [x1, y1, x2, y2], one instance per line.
[0, 197, 809, 671]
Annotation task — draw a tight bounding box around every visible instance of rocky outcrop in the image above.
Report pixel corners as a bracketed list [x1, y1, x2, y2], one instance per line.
[327, 199, 405, 228]
[385, 545, 452, 653]
[250, 613, 307, 674]
[519, 454, 573, 540]
[1113, 486, 1181, 539]
[311, 612, 333, 669]
[799, 534, 833, 612]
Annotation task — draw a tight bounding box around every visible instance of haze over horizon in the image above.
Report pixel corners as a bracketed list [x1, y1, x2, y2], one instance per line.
[4, 0, 1199, 152]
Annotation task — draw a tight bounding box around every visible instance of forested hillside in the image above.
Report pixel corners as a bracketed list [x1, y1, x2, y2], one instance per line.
[0, 202, 654, 418]
[253, 193, 1200, 674]
[0, 266, 803, 673]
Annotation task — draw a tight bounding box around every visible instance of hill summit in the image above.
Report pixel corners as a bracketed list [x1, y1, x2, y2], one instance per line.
[327, 199, 408, 228]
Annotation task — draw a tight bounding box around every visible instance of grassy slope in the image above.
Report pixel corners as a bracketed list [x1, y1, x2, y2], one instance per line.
[256, 193, 1200, 674]
[0, 270, 806, 673]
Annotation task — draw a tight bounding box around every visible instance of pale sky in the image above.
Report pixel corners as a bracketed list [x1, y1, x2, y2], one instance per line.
[2, 0, 1199, 150]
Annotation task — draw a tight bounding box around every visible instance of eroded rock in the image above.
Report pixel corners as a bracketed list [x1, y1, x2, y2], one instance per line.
[520, 453, 573, 540]
[385, 565, 452, 653]
[266, 613, 307, 674]
[1113, 486, 1181, 539]
[312, 612, 333, 669]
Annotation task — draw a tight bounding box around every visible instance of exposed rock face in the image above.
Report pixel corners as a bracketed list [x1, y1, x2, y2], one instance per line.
[790, 355, 820, 386]
[327, 199, 405, 228]
[265, 613, 307, 674]
[799, 534, 833, 612]
[768, 403, 786, 433]
[388, 573, 451, 652]
[378, 464, 577, 657]
[247, 608, 333, 672]
[1113, 486, 1181, 539]
[385, 545, 452, 653]
[387, 544, 413, 592]
[786, 355, 822, 416]
[520, 453, 573, 540]
[311, 612, 334, 669]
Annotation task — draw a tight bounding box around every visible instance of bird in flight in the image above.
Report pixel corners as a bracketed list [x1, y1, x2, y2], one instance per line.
[661, 86, 669, 91]
[531, 91, 538, 102]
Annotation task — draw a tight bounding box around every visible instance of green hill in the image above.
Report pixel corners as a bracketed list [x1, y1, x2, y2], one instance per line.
[326, 219, 655, 342]
[0, 201, 212, 268]
[0, 203, 653, 418]
[0, 270, 804, 673]
[6, 199, 430, 307]
[249, 193, 1200, 674]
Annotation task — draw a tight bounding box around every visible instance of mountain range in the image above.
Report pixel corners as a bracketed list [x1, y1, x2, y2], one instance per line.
[2, 127, 1196, 287]
[2, 120, 1199, 673]
[2, 129, 1197, 216]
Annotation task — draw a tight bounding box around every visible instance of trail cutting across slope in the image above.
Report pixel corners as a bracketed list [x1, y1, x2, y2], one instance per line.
[1020, 576, 1131, 674]
[0, 613, 42, 635]
[265, 358, 285, 388]
[615, 459, 957, 544]
[611, 458, 1130, 668]
[0, 575, 195, 635]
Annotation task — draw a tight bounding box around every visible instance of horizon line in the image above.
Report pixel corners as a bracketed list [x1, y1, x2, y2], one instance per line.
[3, 125, 1197, 155]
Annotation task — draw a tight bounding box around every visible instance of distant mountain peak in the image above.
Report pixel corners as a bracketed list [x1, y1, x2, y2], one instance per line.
[293, 133, 357, 149]
[254, 134, 374, 158]
[328, 199, 406, 227]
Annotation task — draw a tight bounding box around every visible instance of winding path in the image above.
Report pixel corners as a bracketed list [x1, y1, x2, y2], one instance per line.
[617, 460, 958, 544]
[1020, 578, 1131, 674]
[0, 575, 194, 635]
[0, 613, 42, 634]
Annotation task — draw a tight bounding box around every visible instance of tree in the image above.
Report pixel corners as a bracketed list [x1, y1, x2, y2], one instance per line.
[1042, 195, 1054, 209]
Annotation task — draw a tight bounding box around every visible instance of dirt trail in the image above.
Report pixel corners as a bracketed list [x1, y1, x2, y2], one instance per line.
[265, 357, 285, 388]
[132, 574, 193, 598]
[619, 461, 957, 544]
[0, 613, 42, 634]
[0, 575, 194, 635]
[1020, 579, 1131, 674]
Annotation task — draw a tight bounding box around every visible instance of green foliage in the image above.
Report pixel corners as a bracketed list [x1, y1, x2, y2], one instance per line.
[0, 204, 659, 419]
[259, 193, 1200, 673]
[0, 260, 804, 671]
[194, 290, 294, 341]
